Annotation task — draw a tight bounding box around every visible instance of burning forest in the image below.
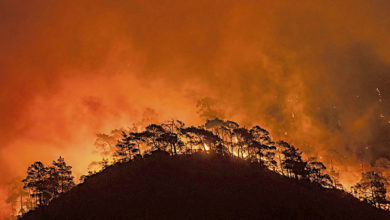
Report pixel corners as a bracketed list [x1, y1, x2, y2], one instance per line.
[2, 0, 390, 219]
[15, 119, 390, 219]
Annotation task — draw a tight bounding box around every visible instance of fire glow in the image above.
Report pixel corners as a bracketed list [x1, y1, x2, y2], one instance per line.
[2, 0, 390, 218]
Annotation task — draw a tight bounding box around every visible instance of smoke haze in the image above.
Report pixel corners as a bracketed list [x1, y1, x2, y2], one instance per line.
[1, 0, 390, 216]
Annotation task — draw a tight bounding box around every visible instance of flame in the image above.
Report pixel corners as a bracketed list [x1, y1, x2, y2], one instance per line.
[204, 144, 210, 151]
[232, 151, 247, 158]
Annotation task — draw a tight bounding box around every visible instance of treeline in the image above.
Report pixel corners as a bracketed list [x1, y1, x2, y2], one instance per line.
[107, 118, 390, 209]
[20, 118, 390, 217]
[110, 119, 335, 189]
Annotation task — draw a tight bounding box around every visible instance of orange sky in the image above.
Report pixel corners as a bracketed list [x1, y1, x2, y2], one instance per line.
[2, 0, 390, 217]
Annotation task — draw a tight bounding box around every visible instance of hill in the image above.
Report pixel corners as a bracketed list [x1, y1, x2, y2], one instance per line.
[21, 151, 390, 219]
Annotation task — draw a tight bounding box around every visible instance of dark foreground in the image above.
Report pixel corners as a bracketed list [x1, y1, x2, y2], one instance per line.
[22, 152, 390, 220]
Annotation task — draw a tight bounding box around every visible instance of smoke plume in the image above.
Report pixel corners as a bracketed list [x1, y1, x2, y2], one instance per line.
[1, 0, 390, 216]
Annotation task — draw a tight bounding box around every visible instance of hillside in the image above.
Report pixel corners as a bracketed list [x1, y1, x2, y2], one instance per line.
[21, 151, 390, 220]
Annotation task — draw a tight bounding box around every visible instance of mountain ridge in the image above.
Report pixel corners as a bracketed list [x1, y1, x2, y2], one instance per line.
[21, 151, 390, 219]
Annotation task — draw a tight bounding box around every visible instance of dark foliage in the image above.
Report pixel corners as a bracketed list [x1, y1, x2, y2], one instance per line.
[22, 157, 74, 208]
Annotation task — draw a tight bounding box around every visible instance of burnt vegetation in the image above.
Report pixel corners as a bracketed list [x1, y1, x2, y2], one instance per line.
[19, 119, 390, 219]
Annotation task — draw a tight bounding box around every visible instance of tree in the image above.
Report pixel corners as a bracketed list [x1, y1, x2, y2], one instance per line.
[181, 127, 202, 153]
[250, 125, 270, 144]
[233, 128, 252, 158]
[158, 132, 178, 155]
[265, 151, 277, 171]
[22, 159, 75, 208]
[248, 125, 277, 168]
[307, 158, 332, 187]
[200, 128, 222, 152]
[224, 120, 239, 153]
[181, 127, 209, 151]
[22, 162, 48, 206]
[115, 131, 137, 161]
[161, 120, 187, 155]
[52, 156, 75, 194]
[353, 171, 389, 208]
[144, 124, 167, 151]
[45, 166, 60, 198]
[278, 141, 308, 180]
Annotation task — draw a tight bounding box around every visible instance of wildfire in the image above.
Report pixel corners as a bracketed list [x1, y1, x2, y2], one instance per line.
[4, 0, 390, 217]
[232, 151, 247, 158]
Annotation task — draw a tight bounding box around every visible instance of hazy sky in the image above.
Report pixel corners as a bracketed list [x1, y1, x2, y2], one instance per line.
[1, 0, 390, 216]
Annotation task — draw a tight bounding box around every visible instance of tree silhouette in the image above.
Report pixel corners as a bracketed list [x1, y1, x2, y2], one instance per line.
[224, 120, 239, 153]
[158, 132, 178, 154]
[353, 171, 389, 208]
[250, 125, 270, 143]
[181, 127, 202, 153]
[115, 131, 137, 161]
[52, 156, 75, 194]
[161, 120, 186, 154]
[233, 128, 252, 158]
[25, 118, 390, 213]
[22, 162, 48, 206]
[22, 159, 75, 209]
[181, 127, 207, 151]
[307, 158, 332, 187]
[130, 132, 144, 155]
[143, 124, 167, 151]
[278, 141, 308, 180]
[265, 151, 277, 171]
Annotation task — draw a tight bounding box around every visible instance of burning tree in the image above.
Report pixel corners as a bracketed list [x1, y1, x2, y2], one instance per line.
[352, 171, 389, 208]
[307, 158, 332, 187]
[28, 118, 390, 212]
[278, 141, 308, 180]
[233, 128, 252, 158]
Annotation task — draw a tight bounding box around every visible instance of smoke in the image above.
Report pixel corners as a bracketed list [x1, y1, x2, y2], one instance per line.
[1, 0, 390, 216]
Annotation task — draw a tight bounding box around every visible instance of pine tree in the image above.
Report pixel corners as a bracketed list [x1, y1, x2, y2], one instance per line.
[353, 171, 389, 208]
[52, 156, 75, 194]
[22, 162, 48, 206]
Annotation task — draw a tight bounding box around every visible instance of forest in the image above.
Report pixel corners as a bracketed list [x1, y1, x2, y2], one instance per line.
[17, 118, 390, 218]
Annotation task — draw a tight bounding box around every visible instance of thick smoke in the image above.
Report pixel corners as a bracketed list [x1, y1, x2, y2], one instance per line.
[1, 0, 390, 216]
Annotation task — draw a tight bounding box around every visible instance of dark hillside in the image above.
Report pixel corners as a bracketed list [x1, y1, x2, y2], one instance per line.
[22, 152, 390, 220]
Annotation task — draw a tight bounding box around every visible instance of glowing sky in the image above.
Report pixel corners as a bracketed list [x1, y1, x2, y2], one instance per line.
[1, 0, 390, 216]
